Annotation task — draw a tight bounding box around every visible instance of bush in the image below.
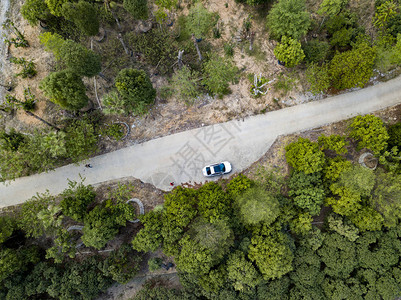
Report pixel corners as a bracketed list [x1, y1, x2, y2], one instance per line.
[202, 54, 238, 96]
[148, 257, 163, 272]
[171, 66, 200, 103]
[285, 138, 326, 174]
[348, 115, 389, 154]
[40, 70, 89, 110]
[186, 3, 216, 38]
[329, 41, 376, 90]
[388, 122, 401, 149]
[303, 40, 330, 64]
[266, 0, 311, 40]
[123, 0, 148, 19]
[115, 68, 156, 115]
[61, 1, 99, 36]
[226, 174, 253, 198]
[305, 63, 330, 94]
[273, 36, 305, 68]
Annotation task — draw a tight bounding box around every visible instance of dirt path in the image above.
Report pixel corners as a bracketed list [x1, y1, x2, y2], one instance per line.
[1, 75, 401, 207]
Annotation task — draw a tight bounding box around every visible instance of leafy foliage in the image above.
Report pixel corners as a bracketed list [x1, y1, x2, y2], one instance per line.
[123, 0, 148, 19]
[186, 3, 215, 38]
[273, 36, 305, 68]
[202, 54, 238, 96]
[40, 70, 89, 110]
[115, 68, 156, 115]
[61, 1, 99, 36]
[329, 42, 376, 90]
[21, 0, 50, 26]
[303, 40, 330, 64]
[348, 114, 389, 154]
[285, 137, 326, 174]
[305, 62, 331, 95]
[226, 251, 261, 291]
[236, 186, 280, 226]
[387, 122, 401, 149]
[318, 0, 348, 17]
[266, 0, 311, 40]
[131, 211, 163, 252]
[288, 171, 325, 215]
[58, 40, 101, 77]
[171, 66, 200, 103]
[60, 180, 96, 221]
[318, 134, 349, 154]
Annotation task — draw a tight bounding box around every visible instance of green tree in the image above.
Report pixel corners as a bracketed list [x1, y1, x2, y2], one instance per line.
[266, 0, 311, 40]
[303, 40, 330, 64]
[305, 62, 331, 95]
[285, 137, 326, 174]
[64, 118, 99, 162]
[374, 0, 398, 29]
[318, 232, 357, 278]
[102, 91, 126, 115]
[131, 210, 164, 252]
[338, 164, 375, 197]
[16, 192, 55, 238]
[323, 156, 352, 182]
[288, 171, 325, 215]
[348, 115, 389, 154]
[202, 54, 238, 96]
[388, 122, 401, 149]
[349, 206, 383, 231]
[39, 32, 65, 59]
[21, 0, 50, 25]
[123, 0, 148, 19]
[115, 68, 156, 115]
[327, 214, 359, 241]
[274, 36, 305, 67]
[60, 180, 96, 221]
[40, 70, 89, 110]
[329, 42, 376, 90]
[236, 186, 280, 226]
[82, 199, 135, 249]
[186, 3, 215, 38]
[61, 1, 99, 36]
[318, 0, 348, 17]
[372, 170, 401, 227]
[171, 66, 200, 103]
[45, 0, 68, 16]
[248, 230, 294, 280]
[197, 182, 231, 222]
[0, 216, 15, 244]
[226, 174, 253, 198]
[0, 129, 25, 152]
[58, 40, 101, 77]
[100, 245, 142, 284]
[148, 257, 163, 271]
[189, 218, 233, 256]
[226, 251, 261, 291]
[326, 184, 362, 216]
[318, 134, 349, 154]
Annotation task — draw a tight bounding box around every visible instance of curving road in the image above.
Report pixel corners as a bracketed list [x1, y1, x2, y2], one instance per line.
[1, 76, 401, 207]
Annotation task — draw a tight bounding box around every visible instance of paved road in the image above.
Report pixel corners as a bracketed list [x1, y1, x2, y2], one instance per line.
[1, 76, 401, 207]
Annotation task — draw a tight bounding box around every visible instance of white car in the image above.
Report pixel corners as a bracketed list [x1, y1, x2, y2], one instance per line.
[202, 161, 232, 177]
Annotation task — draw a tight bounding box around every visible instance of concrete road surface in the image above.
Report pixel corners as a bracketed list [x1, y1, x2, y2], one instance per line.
[1, 76, 401, 207]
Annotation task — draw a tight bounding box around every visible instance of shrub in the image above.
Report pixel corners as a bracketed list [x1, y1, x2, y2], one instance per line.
[148, 257, 163, 272]
[273, 36, 305, 68]
[303, 40, 330, 64]
[285, 138, 326, 174]
[388, 122, 401, 149]
[329, 41, 376, 90]
[61, 1, 99, 36]
[305, 63, 330, 95]
[123, 0, 148, 19]
[202, 54, 238, 96]
[171, 66, 200, 103]
[115, 68, 156, 115]
[266, 0, 311, 40]
[348, 115, 389, 154]
[40, 70, 89, 110]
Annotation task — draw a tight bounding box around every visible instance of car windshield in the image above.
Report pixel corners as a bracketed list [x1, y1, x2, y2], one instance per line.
[213, 165, 221, 173]
[206, 167, 211, 175]
[213, 163, 225, 173]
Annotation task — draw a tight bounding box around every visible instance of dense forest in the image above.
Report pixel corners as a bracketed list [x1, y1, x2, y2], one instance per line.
[1, 114, 401, 299]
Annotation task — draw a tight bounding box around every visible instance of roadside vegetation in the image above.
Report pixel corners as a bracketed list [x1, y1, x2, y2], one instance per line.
[1, 114, 401, 299]
[2, 0, 401, 182]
